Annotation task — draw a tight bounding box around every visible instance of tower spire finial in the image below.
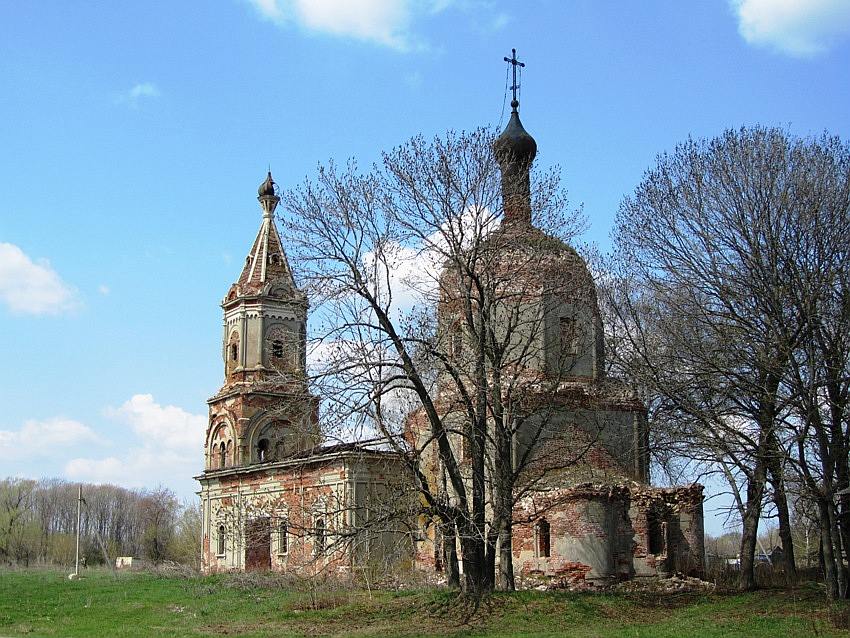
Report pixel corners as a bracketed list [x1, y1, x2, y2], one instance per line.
[257, 170, 279, 218]
[503, 48, 525, 113]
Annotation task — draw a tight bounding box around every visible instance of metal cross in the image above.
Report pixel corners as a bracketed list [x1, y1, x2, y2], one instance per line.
[503, 48, 525, 109]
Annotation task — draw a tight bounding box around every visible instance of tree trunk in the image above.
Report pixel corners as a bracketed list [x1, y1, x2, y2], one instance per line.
[767, 461, 798, 586]
[442, 521, 460, 589]
[738, 457, 767, 592]
[817, 498, 840, 600]
[459, 529, 486, 596]
[484, 525, 497, 592]
[497, 521, 515, 591]
[827, 499, 849, 598]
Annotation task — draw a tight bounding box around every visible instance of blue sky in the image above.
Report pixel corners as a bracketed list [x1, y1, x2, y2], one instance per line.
[1, 1, 849, 533]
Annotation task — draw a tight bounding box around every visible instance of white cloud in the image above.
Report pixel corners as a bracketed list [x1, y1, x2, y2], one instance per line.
[248, 0, 451, 50]
[115, 82, 161, 106]
[104, 394, 206, 457]
[0, 418, 100, 460]
[98, 284, 110, 296]
[66, 394, 206, 491]
[0, 242, 78, 315]
[731, 0, 850, 56]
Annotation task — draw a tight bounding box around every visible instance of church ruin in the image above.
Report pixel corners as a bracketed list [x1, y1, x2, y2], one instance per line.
[196, 60, 704, 584]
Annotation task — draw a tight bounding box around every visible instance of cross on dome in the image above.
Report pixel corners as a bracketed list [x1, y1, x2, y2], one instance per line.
[503, 48, 525, 113]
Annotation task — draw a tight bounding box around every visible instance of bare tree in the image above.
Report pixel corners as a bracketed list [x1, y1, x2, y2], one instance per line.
[777, 135, 850, 597]
[607, 127, 850, 594]
[281, 126, 590, 593]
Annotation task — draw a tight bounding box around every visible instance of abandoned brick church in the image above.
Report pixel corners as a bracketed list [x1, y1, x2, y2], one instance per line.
[196, 85, 704, 584]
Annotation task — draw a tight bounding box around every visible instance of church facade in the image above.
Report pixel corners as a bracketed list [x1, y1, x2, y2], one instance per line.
[197, 102, 704, 584]
[196, 174, 409, 573]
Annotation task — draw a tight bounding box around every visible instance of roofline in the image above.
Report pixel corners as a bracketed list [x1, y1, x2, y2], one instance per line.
[207, 386, 311, 404]
[194, 445, 402, 482]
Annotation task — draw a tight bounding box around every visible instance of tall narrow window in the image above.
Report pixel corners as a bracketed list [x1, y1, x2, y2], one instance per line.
[271, 340, 284, 358]
[451, 327, 463, 358]
[535, 518, 550, 558]
[559, 317, 577, 356]
[230, 343, 238, 361]
[434, 527, 444, 572]
[647, 512, 666, 555]
[219, 442, 226, 469]
[217, 525, 226, 555]
[279, 521, 288, 555]
[314, 518, 325, 555]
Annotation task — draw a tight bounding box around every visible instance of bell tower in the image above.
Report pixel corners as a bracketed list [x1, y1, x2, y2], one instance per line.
[204, 172, 319, 473]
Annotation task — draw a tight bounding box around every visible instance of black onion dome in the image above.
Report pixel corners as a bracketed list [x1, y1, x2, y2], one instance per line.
[494, 110, 537, 166]
[258, 171, 276, 197]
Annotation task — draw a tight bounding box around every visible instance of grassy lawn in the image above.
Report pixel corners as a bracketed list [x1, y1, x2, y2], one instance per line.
[1, 568, 847, 637]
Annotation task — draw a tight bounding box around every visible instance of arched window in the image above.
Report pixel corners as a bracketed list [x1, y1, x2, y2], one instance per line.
[279, 521, 288, 555]
[535, 518, 550, 558]
[257, 438, 270, 462]
[271, 340, 284, 358]
[217, 525, 226, 555]
[314, 518, 325, 556]
[219, 441, 226, 469]
[227, 331, 240, 373]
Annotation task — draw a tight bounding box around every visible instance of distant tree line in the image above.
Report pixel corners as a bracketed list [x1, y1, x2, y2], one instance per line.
[0, 478, 200, 569]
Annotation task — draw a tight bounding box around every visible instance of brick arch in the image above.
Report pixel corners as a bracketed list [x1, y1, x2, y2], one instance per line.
[245, 412, 293, 463]
[208, 421, 235, 469]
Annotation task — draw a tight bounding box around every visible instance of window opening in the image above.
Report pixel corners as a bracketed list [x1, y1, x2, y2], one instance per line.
[535, 518, 550, 558]
[258, 438, 270, 462]
[647, 512, 666, 555]
[559, 317, 577, 356]
[451, 328, 463, 358]
[279, 521, 288, 554]
[271, 340, 284, 358]
[219, 441, 226, 469]
[217, 525, 226, 555]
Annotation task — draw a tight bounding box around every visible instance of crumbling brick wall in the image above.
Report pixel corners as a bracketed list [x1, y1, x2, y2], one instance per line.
[514, 484, 632, 584]
[629, 483, 704, 578]
[199, 452, 412, 576]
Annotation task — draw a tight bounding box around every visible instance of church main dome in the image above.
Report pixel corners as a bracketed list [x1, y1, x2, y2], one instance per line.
[437, 94, 604, 380]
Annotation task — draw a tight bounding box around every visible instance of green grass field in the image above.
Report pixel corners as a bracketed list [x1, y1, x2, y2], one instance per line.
[1, 569, 847, 637]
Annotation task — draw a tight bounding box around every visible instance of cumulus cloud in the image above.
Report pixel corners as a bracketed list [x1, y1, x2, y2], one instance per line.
[0, 418, 100, 460]
[248, 0, 450, 50]
[0, 242, 78, 315]
[115, 82, 161, 106]
[104, 394, 205, 451]
[66, 394, 206, 492]
[731, 0, 850, 56]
